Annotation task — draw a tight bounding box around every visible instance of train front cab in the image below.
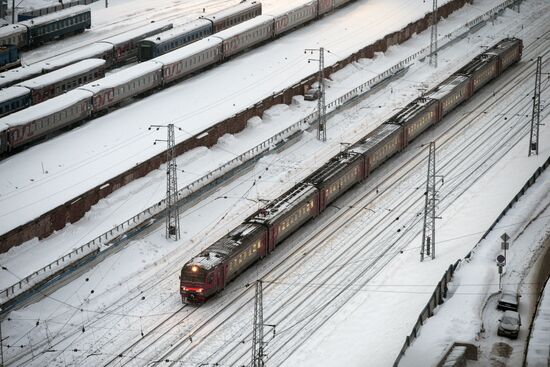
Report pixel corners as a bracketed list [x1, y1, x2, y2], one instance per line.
[180, 264, 212, 304]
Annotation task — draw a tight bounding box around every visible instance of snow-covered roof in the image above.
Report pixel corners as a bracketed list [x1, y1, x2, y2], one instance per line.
[306, 151, 362, 186]
[19, 6, 90, 28]
[425, 75, 468, 100]
[212, 15, 274, 40]
[42, 43, 113, 72]
[0, 89, 92, 127]
[350, 124, 401, 154]
[388, 97, 436, 124]
[99, 21, 173, 46]
[248, 182, 317, 223]
[0, 64, 43, 89]
[18, 59, 105, 90]
[152, 37, 221, 65]
[0, 86, 29, 103]
[141, 19, 211, 46]
[201, 1, 261, 22]
[78, 61, 161, 93]
[457, 54, 496, 76]
[0, 24, 26, 38]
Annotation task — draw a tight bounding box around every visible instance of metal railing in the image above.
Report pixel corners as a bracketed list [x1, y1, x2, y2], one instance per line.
[0, 0, 518, 304]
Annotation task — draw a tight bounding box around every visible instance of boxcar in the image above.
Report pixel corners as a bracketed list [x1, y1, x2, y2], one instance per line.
[0, 86, 31, 118]
[138, 19, 212, 61]
[153, 37, 222, 85]
[201, 1, 262, 33]
[388, 97, 438, 145]
[79, 61, 162, 113]
[351, 123, 402, 175]
[1, 89, 92, 150]
[0, 24, 27, 48]
[306, 151, 364, 211]
[19, 6, 91, 46]
[99, 21, 173, 65]
[425, 75, 470, 119]
[457, 53, 499, 94]
[214, 15, 274, 58]
[486, 38, 523, 74]
[248, 182, 319, 249]
[273, 1, 317, 36]
[18, 58, 106, 104]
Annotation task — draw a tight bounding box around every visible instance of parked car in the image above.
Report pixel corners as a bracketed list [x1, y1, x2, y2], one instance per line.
[304, 87, 320, 101]
[498, 310, 521, 339]
[497, 291, 519, 312]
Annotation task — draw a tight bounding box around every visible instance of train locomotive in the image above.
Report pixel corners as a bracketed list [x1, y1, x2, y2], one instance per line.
[179, 37, 523, 304]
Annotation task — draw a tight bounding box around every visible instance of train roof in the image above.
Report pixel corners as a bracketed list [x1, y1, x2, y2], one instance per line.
[152, 36, 221, 65]
[306, 151, 362, 186]
[78, 61, 161, 93]
[212, 14, 274, 40]
[247, 182, 317, 224]
[0, 64, 43, 89]
[18, 59, 105, 90]
[350, 123, 401, 155]
[99, 21, 173, 47]
[0, 86, 29, 104]
[485, 38, 521, 57]
[201, 1, 261, 23]
[0, 24, 26, 38]
[19, 6, 90, 28]
[424, 74, 468, 101]
[141, 19, 212, 46]
[388, 97, 437, 125]
[0, 89, 92, 127]
[41, 42, 113, 72]
[456, 53, 497, 76]
[188, 222, 264, 270]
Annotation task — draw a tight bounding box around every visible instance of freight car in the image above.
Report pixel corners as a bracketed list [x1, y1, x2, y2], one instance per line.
[179, 37, 523, 304]
[0, 0, 357, 155]
[0, 59, 105, 118]
[138, 1, 262, 61]
[0, 6, 91, 49]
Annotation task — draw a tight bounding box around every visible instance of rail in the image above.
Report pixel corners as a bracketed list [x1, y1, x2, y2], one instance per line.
[0, 0, 521, 305]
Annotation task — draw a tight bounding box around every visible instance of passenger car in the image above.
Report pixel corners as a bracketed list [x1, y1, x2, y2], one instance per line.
[497, 291, 519, 312]
[498, 310, 521, 339]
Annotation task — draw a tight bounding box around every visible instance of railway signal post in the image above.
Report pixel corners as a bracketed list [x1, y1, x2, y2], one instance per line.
[421, 142, 442, 261]
[150, 123, 181, 241]
[429, 0, 439, 67]
[305, 47, 327, 142]
[529, 56, 542, 156]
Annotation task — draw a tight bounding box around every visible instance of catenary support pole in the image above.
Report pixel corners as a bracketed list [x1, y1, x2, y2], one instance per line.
[529, 56, 542, 156]
[305, 47, 327, 141]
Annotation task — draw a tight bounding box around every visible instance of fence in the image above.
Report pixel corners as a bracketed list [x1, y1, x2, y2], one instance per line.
[17, 0, 99, 21]
[0, 0, 519, 308]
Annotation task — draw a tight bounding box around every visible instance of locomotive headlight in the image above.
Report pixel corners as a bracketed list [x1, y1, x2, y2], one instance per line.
[191, 265, 198, 272]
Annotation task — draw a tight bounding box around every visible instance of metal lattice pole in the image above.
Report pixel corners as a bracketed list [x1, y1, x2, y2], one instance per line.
[429, 0, 438, 68]
[421, 142, 437, 261]
[149, 124, 181, 241]
[529, 56, 542, 157]
[305, 47, 327, 141]
[251, 280, 264, 367]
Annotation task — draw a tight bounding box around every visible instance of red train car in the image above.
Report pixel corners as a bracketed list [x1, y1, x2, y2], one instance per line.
[425, 75, 470, 119]
[387, 98, 438, 145]
[350, 123, 402, 176]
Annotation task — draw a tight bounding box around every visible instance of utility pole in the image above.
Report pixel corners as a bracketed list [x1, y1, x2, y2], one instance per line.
[149, 124, 181, 241]
[529, 56, 542, 157]
[105, 0, 108, 8]
[251, 280, 264, 367]
[0, 313, 4, 367]
[11, 0, 14, 24]
[305, 47, 327, 141]
[429, 0, 438, 67]
[420, 142, 442, 261]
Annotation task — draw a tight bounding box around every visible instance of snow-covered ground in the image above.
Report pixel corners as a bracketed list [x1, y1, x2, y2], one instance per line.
[1, 0, 549, 366]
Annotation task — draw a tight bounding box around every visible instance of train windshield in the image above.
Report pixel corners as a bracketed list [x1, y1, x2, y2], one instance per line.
[181, 265, 206, 283]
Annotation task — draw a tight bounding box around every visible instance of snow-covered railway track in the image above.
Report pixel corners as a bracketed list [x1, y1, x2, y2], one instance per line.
[139, 36, 550, 366]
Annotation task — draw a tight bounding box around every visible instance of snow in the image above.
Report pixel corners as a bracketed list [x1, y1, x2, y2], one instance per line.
[0, 24, 26, 38]
[202, 0, 261, 22]
[213, 14, 274, 40]
[78, 60, 160, 92]
[0, 0, 550, 366]
[97, 20, 173, 47]
[18, 5, 90, 28]
[142, 19, 212, 46]
[0, 89, 91, 128]
[40, 42, 112, 72]
[152, 36, 221, 65]
[18, 58, 105, 89]
[0, 85, 29, 103]
[526, 282, 550, 366]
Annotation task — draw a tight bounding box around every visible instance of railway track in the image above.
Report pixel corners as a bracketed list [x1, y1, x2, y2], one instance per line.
[6, 10, 549, 367]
